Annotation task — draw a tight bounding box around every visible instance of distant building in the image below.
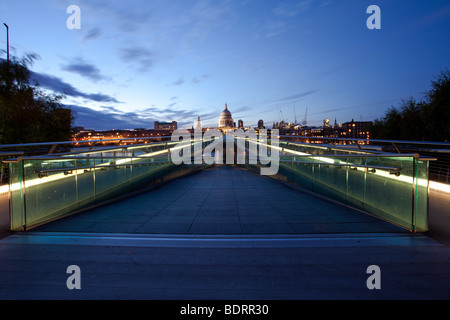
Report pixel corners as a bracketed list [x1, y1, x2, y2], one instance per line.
[258, 119, 265, 129]
[238, 119, 243, 128]
[72, 126, 85, 134]
[218, 103, 234, 128]
[72, 128, 174, 143]
[340, 120, 372, 139]
[195, 116, 202, 130]
[154, 121, 177, 131]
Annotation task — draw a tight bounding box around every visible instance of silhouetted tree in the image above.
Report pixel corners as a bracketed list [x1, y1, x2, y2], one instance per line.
[422, 69, 450, 141]
[369, 69, 450, 142]
[0, 54, 73, 144]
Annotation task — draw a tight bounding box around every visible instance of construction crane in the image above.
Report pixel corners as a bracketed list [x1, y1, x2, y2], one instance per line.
[277, 105, 285, 123]
[302, 107, 308, 127]
[293, 103, 297, 124]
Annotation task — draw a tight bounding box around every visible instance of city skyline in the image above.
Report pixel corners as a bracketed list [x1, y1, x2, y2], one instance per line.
[1, 0, 449, 130]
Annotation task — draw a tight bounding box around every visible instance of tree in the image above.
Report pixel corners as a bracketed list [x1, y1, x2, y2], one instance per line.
[369, 69, 450, 142]
[0, 54, 73, 144]
[422, 69, 450, 141]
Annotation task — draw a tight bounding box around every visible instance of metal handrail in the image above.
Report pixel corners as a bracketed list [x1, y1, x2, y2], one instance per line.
[2, 154, 171, 162]
[3, 153, 437, 162]
[280, 159, 403, 172]
[34, 160, 173, 178]
[279, 153, 436, 160]
[279, 135, 450, 147]
[2, 134, 450, 149]
[0, 136, 171, 154]
[0, 135, 173, 149]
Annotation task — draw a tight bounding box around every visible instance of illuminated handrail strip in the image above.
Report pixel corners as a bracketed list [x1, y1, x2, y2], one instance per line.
[34, 160, 171, 175]
[279, 153, 435, 159]
[280, 160, 402, 171]
[0, 135, 173, 149]
[279, 135, 450, 147]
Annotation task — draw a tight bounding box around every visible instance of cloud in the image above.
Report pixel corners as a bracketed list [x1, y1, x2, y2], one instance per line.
[84, 27, 102, 40]
[119, 46, 154, 72]
[231, 105, 252, 114]
[70, 105, 152, 130]
[168, 74, 209, 87]
[191, 74, 209, 84]
[185, 0, 236, 39]
[273, 1, 311, 18]
[272, 90, 317, 103]
[61, 58, 110, 82]
[77, 0, 152, 34]
[171, 78, 184, 86]
[70, 102, 220, 130]
[30, 71, 120, 103]
[253, 1, 313, 39]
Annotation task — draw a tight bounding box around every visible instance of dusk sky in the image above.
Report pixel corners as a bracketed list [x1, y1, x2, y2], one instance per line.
[1, 0, 449, 130]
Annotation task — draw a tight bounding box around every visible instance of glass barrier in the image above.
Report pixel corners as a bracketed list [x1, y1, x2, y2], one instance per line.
[277, 152, 429, 232]
[5, 136, 432, 232]
[229, 135, 430, 232]
[7, 140, 207, 231]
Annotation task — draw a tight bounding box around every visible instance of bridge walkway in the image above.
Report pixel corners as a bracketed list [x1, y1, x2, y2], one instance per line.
[0, 166, 449, 299]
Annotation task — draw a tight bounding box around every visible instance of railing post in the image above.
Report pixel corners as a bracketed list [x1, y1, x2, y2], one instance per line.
[20, 160, 27, 231]
[75, 159, 79, 208]
[93, 158, 97, 204]
[345, 157, 349, 205]
[412, 156, 419, 232]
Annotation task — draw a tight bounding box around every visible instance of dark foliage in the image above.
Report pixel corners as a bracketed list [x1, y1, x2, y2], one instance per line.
[369, 69, 450, 142]
[0, 55, 73, 144]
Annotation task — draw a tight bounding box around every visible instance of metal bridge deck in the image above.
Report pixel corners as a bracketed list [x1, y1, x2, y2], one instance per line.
[1, 166, 449, 300]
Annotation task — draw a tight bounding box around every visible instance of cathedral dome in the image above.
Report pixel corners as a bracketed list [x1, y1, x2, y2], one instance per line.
[218, 103, 234, 128]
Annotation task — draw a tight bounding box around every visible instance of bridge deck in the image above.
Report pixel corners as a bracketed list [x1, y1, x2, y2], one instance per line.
[33, 166, 406, 235]
[1, 166, 449, 300]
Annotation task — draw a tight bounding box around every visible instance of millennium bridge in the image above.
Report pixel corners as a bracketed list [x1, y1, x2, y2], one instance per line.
[0, 134, 449, 299]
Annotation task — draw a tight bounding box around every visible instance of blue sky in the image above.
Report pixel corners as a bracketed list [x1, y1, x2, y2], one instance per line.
[1, 0, 449, 130]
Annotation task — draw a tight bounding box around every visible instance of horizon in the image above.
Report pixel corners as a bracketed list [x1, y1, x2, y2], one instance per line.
[1, 0, 449, 130]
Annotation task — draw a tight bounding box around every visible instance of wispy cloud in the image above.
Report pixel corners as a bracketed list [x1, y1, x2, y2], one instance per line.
[272, 90, 317, 103]
[71, 105, 152, 130]
[31, 72, 120, 103]
[168, 74, 209, 86]
[253, 0, 313, 39]
[84, 27, 102, 40]
[273, 0, 311, 18]
[119, 46, 154, 72]
[185, 0, 237, 39]
[191, 74, 209, 84]
[71, 101, 220, 130]
[170, 78, 184, 86]
[61, 58, 110, 82]
[78, 0, 152, 34]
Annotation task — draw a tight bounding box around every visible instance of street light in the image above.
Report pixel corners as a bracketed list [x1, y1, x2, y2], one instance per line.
[3, 23, 9, 63]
